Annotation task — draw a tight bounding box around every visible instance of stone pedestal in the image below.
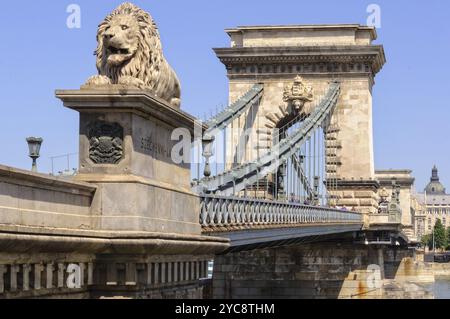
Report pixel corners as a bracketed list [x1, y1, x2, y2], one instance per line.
[56, 88, 201, 235]
[48, 88, 230, 299]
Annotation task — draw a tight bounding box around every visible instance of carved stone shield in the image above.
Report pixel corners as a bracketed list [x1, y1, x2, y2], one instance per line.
[88, 121, 124, 164]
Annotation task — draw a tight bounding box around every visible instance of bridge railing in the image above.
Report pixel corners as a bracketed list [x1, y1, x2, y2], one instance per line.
[200, 195, 363, 229]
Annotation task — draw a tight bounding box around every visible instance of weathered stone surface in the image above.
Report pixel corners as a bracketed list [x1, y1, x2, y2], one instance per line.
[342, 191, 355, 199]
[226, 25, 377, 48]
[337, 198, 360, 206]
[56, 89, 203, 236]
[375, 170, 415, 230]
[212, 243, 431, 299]
[0, 165, 95, 231]
[0, 253, 212, 299]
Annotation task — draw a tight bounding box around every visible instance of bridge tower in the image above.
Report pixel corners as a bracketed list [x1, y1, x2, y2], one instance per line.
[214, 24, 386, 217]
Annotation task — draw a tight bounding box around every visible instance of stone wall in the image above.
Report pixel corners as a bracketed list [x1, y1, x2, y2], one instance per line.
[431, 263, 450, 277]
[0, 165, 96, 232]
[212, 242, 427, 299]
[384, 250, 434, 283]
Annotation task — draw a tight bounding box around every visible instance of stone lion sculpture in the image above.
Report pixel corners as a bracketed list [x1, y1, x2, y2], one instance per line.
[84, 2, 181, 108]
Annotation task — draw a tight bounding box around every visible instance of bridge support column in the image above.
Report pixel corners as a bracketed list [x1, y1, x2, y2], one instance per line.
[215, 25, 385, 212]
[212, 242, 431, 299]
[377, 247, 385, 280]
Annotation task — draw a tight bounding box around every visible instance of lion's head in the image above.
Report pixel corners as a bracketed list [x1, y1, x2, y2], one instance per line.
[86, 3, 181, 108]
[95, 3, 161, 75]
[100, 13, 141, 67]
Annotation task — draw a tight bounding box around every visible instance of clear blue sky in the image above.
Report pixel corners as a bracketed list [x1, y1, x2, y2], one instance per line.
[0, 0, 449, 191]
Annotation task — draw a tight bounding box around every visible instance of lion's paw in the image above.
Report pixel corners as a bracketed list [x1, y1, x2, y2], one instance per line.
[84, 75, 112, 87]
[118, 76, 146, 88]
[170, 98, 181, 108]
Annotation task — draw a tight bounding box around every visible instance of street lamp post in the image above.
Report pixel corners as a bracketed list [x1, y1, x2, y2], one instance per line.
[26, 137, 43, 173]
[202, 135, 215, 178]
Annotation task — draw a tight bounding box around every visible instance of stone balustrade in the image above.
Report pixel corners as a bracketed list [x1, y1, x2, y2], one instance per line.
[0, 258, 211, 298]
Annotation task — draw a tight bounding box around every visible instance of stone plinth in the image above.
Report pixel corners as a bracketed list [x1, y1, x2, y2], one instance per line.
[56, 88, 201, 236]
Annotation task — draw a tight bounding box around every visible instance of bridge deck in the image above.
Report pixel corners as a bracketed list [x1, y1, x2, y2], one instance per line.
[205, 223, 363, 252]
[200, 194, 364, 251]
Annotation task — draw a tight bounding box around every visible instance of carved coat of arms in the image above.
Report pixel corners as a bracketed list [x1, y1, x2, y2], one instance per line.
[88, 122, 124, 164]
[283, 75, 314, 114]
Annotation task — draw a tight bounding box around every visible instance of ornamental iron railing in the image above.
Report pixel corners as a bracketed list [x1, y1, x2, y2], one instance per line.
[200, 194, 362, 229]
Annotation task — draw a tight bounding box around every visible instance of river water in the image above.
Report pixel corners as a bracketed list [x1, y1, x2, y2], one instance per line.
[424, 278, 450, 299]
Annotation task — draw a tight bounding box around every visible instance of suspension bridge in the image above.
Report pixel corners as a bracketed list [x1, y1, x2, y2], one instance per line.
[0, 18, 414, 299]
[189, 79, 371, 250]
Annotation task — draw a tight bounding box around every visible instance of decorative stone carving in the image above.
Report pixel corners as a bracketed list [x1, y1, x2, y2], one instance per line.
[257, 76, 315, 153]
[388, 182, 402, 223]
[88, 122, 124, 164]
[283, 75, 314, 114]
[379, 187, 389, 202]
[224, 62, 374, 76]
[84, 2, 181, 108]
[378, 187, 389, 214]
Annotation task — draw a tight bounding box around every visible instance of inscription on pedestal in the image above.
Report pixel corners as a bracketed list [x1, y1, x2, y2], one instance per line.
[140, 135, 171, 159]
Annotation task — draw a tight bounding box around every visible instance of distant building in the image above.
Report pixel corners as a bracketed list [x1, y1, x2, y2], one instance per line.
[425, 166, 446, 195]
[414, 166, 450, 240]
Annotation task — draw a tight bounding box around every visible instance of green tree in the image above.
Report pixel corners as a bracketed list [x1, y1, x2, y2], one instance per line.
[433, 219, 447, 250]
[421, 234, 432, 250]
[447, 227, 450, 251]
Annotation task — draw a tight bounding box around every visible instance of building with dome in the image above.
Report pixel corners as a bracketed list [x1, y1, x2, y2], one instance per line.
[425, 166, 446, 195]
[413, 166, 450, 240]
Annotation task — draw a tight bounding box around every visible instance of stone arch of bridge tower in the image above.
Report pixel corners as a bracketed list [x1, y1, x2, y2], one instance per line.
[257, 102, 294, 153]
[255, 84, 342, 187]
[256, 80, 316, 154]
